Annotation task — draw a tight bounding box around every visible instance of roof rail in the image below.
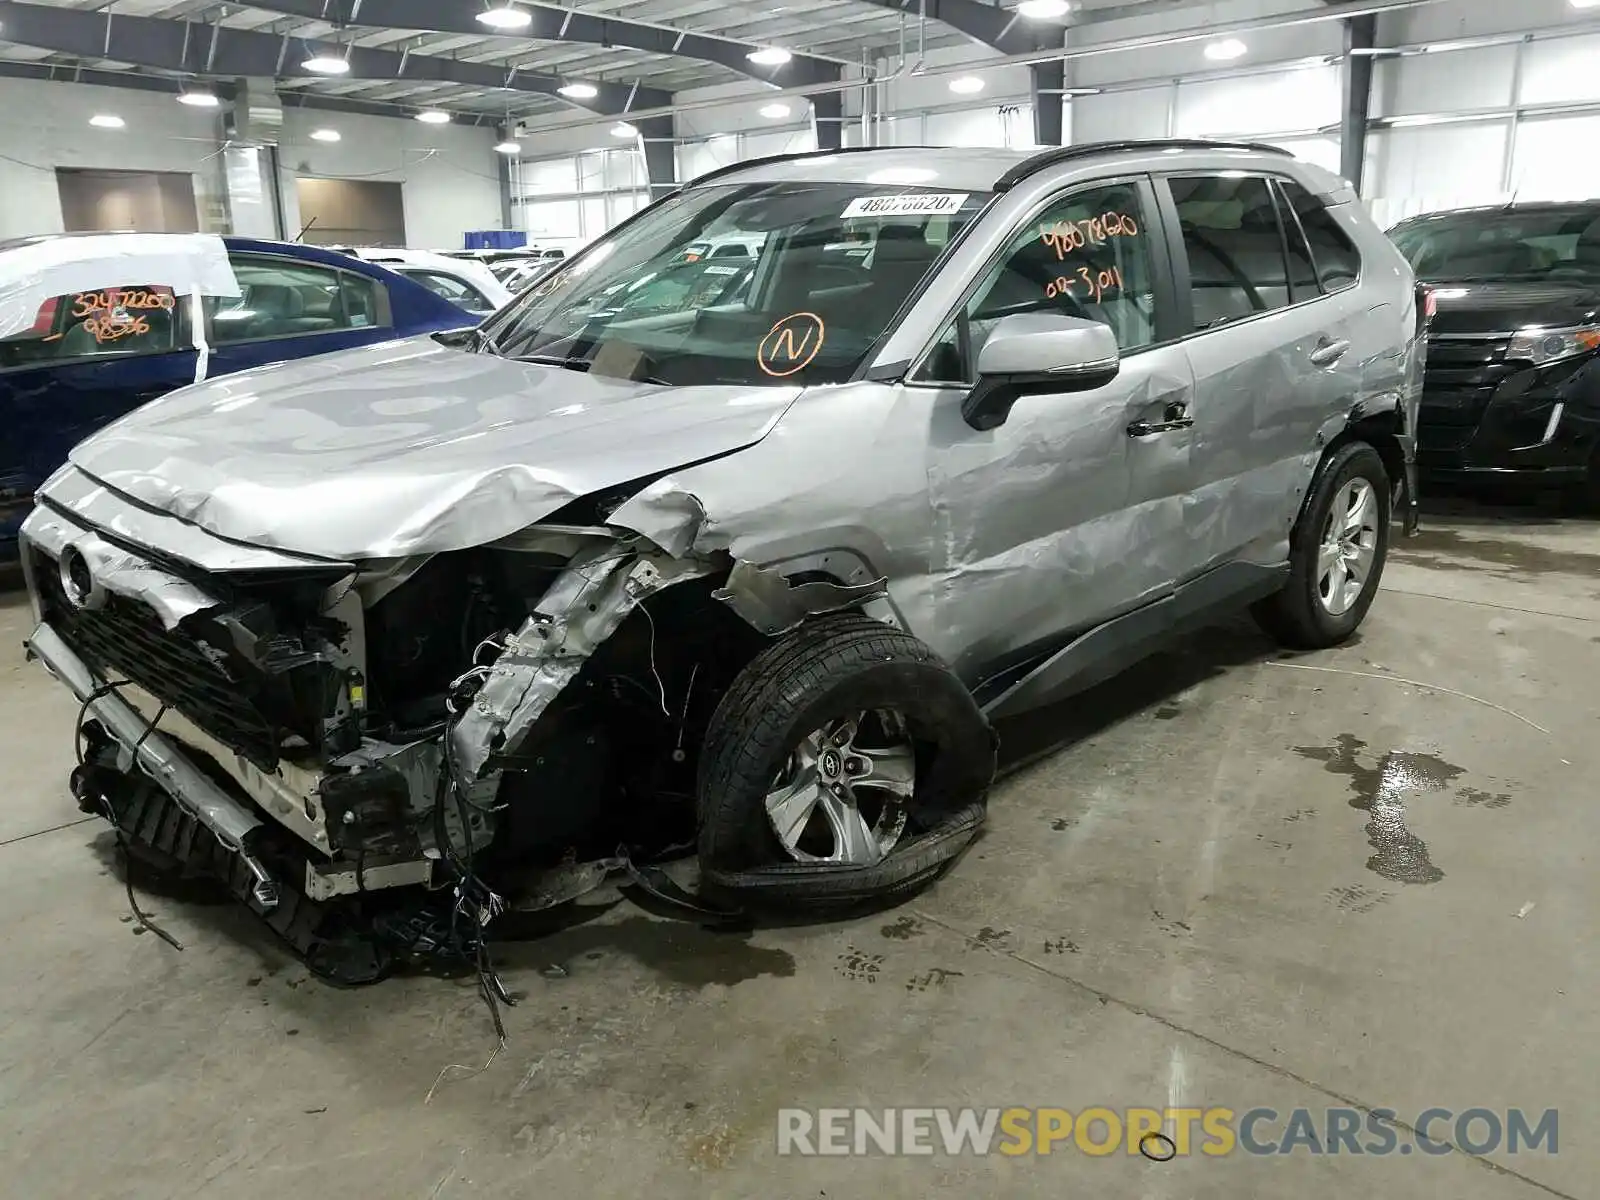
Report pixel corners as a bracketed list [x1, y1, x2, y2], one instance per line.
[685, 145, 945, 189]
[994, 139, 1294, 192]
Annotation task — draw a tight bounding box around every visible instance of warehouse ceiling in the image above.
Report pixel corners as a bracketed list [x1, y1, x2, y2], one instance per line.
[0, 0, 1247, 121]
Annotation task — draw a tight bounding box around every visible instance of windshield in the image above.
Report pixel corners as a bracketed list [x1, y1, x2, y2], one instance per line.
[483, 182, 989, 386]
[1391, 208, 1600, 283]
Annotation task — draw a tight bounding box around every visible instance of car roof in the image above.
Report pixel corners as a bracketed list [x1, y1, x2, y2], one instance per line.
[349, 246, 460, 270]
[684, 140, 1300, 193]
[1392, 201, 1600, 225]
[688, 147, 1032, 192]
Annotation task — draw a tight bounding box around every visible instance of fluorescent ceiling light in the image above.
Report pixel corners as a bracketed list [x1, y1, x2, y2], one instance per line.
[760, 102, 791, 119]
[949, 75, 985, 94]
[1017, 0, 1070, 18]
[302, 54, 350, 75]
[88, 114, 125, 129]
[416, 110, 452, 124]
[557, 81, 599, 99]
[611, 122, 638, 138]
[476, 5, 533, 29]
[495, 140, 522, 154]
[1571, 0, 1600, 9]
[747, 47, 792, 66]
[310, 128, 342, 142]
[1062, 87, 1102, 96]
[1205, 38, 1248, 61]
[178, 90, 220, 108]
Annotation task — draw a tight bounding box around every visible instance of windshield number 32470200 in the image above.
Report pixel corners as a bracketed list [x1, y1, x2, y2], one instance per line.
[1045, 265, 1124, 304]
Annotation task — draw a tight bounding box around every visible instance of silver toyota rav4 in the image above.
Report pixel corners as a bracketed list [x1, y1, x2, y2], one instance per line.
[20, 140, 1424, 977]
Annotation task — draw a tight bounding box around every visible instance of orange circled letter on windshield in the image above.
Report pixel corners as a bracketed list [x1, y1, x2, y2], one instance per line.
[758, 311, 826, 377]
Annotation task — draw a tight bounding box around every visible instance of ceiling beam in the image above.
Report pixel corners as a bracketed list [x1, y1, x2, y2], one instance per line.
[844, 0, 1254, 54]
[237, 0, 844, 89]
[277, 88, 501, 122]
[0, 57, 518, 124]
[0, 0, 671, 115]
[856, 0, 1046, 54]
[0, 57, 236, 100]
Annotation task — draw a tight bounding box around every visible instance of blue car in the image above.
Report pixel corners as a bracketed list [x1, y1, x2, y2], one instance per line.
[0, 233, 474, 556]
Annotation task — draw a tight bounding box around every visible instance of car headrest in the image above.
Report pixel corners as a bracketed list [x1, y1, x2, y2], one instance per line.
[248, 283, 303, 319]
[870, 225, 939, 284]
[1572, 233, 1600, 267]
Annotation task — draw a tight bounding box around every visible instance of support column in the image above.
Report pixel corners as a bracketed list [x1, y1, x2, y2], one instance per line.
[813, 91, 846, 152]
[221, 145, 282, 239]
[1030, 25, 1067, 147]
[1031, 60, 1066, 147]
[637, 115, 679, 200]
[497, 126, 515, 231]
[1341, 14, 1377, 193]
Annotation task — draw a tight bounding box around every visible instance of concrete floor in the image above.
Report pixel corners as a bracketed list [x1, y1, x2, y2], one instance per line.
[1, 496, 1595, 1199]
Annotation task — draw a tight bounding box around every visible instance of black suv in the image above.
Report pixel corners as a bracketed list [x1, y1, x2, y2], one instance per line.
[1391, 203, 1600, 502]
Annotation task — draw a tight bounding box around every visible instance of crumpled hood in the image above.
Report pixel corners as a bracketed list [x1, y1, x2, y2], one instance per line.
[67, 337, 799, 561]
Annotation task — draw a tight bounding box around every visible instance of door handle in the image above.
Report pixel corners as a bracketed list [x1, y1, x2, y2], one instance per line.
[1126, 399, 1194, 438]
[1309, 338, 1350, 368]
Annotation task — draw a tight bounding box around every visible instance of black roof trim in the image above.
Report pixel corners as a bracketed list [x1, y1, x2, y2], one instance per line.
[684, 145, 946, 189]
[993, 140, 1294, 192]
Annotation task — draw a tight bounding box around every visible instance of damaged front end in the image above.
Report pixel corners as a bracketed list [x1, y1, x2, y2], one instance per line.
[23, 476, 978, 980]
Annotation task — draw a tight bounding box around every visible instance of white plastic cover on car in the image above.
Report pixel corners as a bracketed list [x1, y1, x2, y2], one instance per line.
[0, 232, 240, 339]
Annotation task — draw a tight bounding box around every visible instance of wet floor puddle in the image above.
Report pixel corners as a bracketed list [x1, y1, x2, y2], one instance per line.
[1393, 528, 1600, 576]
[1292, 734, 1484, 885]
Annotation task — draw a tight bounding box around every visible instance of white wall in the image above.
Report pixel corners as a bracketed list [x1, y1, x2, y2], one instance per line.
[276, 109, 501, 250]
[509, 41, 1042, 241]
[0, 77, 228, 239]
[514, 146, 651, 242]
[504, 0, 1600, 245]
[0, 77, 501, 249]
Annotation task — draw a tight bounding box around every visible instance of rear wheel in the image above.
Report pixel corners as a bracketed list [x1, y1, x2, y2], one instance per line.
[1253, 442, 1391, 649]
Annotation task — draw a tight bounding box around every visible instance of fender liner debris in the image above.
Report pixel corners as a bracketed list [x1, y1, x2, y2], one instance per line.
[713, 559, 888, 636]
[699, 802, 987, 909]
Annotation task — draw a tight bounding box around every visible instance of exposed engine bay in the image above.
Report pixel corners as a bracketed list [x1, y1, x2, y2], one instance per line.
[22, 495, 975, 984]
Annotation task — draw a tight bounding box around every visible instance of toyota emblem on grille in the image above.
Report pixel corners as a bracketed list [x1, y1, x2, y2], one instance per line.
[58, 543, 107, 611]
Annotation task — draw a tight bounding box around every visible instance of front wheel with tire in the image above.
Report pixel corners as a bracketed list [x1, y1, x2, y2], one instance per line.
[1253, 441, 1391, 650]
[697, 612, 995, 910]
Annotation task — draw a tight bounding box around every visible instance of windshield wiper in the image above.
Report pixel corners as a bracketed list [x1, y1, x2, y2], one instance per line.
[468, 325, 504, 355]
[513, 353, 593, 372]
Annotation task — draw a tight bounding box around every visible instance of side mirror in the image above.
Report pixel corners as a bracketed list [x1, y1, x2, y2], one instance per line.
[961, 313, 1121, 431]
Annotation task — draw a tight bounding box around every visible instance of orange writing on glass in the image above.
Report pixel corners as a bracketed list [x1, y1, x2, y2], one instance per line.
[758, 311, 825, 377]
[71, 288, 174, 318]
[1039, 211, 1140, 261]
[82, 314, 151, 344]
[1044, 264, 1124, 303]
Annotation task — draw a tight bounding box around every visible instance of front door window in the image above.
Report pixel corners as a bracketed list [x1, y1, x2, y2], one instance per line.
[916, 180, 1159, 383]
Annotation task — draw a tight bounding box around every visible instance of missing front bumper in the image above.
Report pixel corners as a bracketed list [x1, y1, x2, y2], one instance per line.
[28, 621, 281, 909]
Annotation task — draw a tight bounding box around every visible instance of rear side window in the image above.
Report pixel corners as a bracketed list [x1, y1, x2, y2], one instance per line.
[0, 284, 181, 369]
[1277, 178, 1361, 293]
[207, 257, 390, 345]
[1169, 174, 1293, 329]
